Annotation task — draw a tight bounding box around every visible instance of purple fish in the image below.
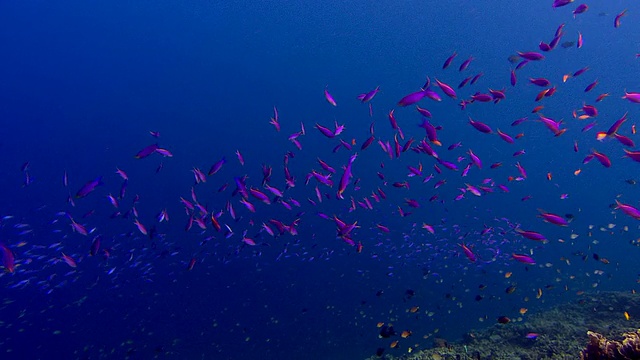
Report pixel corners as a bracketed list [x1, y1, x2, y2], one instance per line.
[435, 78, 457, 99]
[614, 9, 627, 28]
[459, 56, 473, 71]
[622, 91, 640, 103]
[0, 243, 15, 273]
[529, 78, 551, 87]
[623, 149, 640, 163]
[397, 90, 427, 107]
[517, 51, 545, 61]
[442, 51, 457, 69]
[552, 0, 574, 8]
[573, 4, 587, 17]
[357, 86, 380, 103]
[315, 123, 335, 138]
[515, 228, 546, 241]
[468, 117, 493, 134]
[616, 200, 640, 220]
[208, 157, 226, 176]
[135, 144, 159, 159]
[512, 253, 535, 265]
[324, 87, 337, 106]
[76, 176, 103, 198]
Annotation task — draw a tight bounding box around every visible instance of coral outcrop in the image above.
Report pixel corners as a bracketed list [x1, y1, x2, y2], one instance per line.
[580, 329, 640, 360]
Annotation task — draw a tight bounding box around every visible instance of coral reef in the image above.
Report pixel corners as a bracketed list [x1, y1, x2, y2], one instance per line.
[580, 329, 640, 360]
[365, 291, 639, 360]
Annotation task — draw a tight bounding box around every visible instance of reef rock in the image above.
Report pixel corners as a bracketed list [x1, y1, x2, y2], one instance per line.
[580, 329, 640, 359]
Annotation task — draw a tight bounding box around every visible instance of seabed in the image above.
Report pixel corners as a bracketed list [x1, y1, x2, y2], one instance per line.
[367, 291, 639, 360]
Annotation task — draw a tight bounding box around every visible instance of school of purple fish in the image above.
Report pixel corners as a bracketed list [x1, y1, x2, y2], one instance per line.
[2, 1, 640, 357]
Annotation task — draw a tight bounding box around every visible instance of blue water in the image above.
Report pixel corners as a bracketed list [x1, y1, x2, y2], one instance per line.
[1, 1, 639, 359]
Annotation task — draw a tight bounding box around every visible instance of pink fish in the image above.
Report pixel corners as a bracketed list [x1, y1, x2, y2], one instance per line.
[459, 243, 476, 262]
[577, 32, 583, 48]
[0, 243, 15, 273]
[435, 78, 457, 99]
[249, 188, 271, 205]
[512, 253, 535, 265]
[155, 148, 173, 157]
[552, 0, 574, 8]
[135, 144, 159, 159]
[537, 210, 569, 226]
[468, 116, 493, 134]
[623, 149, 640, 163]
[622, 91, 640, 103]
[442, 51, 457, 69]
[590, 150, 611, 168]
[459, 56, 473, 71]
[529, 78, 551, 87]
[515, 228, 546, 241]
[61, 253, 77, 268]
[76, 177, 103, 198]
[468, 149, 482, 169]
[584, 79, 598, 92]
[235, 150, 245, 166]
[538, 115, 566, 136]
[614, 9, 627, 28]
[497, 129, 515, 143]
[615, 200, 640, 220]
[208, 157, 226, 176]
[315, 123, 335, 138]
[134, 219, 148, 235]
[115, 168, 128, 180]
[517, 51, 545, 61]
[573, 4, 588, 17]
[70, 217, 88, 236]
[324, 87, 337, 106]
[269, 107, 280, 131]
[337, 154, 357, 199]
[397, 90, 427, 107]
[358, 86, 380, 103]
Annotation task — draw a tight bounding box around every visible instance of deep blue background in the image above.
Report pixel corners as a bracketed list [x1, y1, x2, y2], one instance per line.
[1, 1, 639, 359]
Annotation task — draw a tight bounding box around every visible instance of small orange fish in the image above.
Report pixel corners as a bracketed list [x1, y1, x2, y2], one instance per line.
[515, 133, 525, 139]
[562, 74, 571, 82]
[546, 172, 552, 181]
[390, 340, 399, 348]
[574, 169, 581, 176]
[519, 308, 528, 315]
[401, 330, 412, 338]
[536, 288, 543, 299]
[624, 311, 630, 321]
[532, 105, 544, 113]
[504, 272, 512, 278]
[409, 306, 420, 313]
[377, 322, 385, 328]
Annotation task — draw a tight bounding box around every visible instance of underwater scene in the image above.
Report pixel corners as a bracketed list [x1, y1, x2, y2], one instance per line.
[1, 1, 639, 359]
